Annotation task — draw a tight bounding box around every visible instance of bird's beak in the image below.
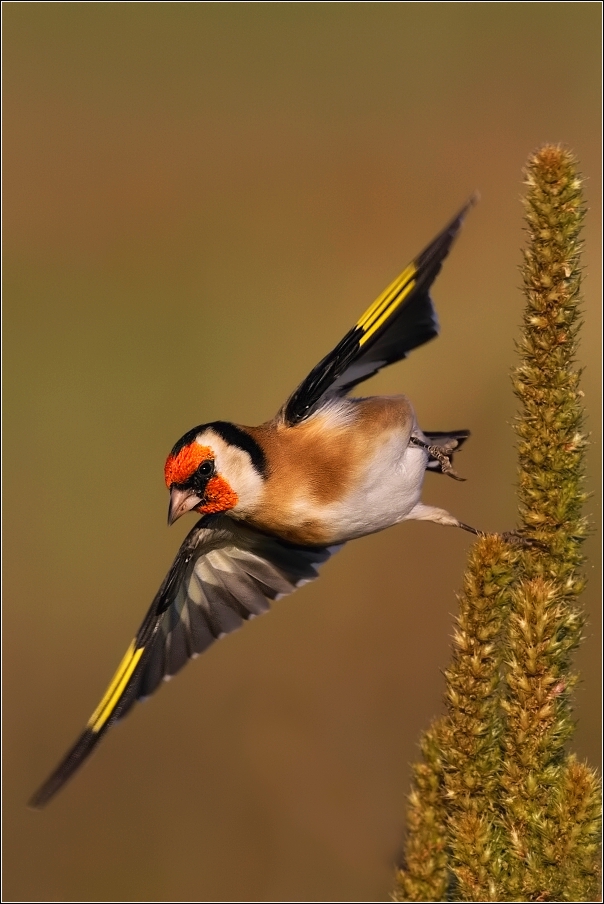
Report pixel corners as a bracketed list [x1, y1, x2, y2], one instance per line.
[168, 487, 203, 526]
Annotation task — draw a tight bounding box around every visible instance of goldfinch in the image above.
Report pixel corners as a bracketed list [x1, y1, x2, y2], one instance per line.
[30, 197, 479, 809]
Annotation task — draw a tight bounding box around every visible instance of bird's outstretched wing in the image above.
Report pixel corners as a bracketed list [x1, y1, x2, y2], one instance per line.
[29, 516, 339, 808]
[282, 196, 477, 425]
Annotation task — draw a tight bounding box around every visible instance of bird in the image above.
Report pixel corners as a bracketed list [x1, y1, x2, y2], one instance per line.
[30, 196, 480, 809]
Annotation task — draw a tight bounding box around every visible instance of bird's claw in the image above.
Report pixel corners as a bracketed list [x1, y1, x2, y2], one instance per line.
[410, 435, 466, 481]
[427, 443, 466, 481]
[442, 465, 466, 482]
[500, 530, 541, 548]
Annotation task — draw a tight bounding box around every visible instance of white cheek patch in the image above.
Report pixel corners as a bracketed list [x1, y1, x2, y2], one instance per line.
[199, 431, 265, 514]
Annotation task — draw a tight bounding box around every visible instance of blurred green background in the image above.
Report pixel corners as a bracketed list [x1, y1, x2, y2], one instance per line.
[4, 4, 601, 901]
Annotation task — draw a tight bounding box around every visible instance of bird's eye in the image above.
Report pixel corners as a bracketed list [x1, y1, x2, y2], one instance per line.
[198, 460, 214, 478]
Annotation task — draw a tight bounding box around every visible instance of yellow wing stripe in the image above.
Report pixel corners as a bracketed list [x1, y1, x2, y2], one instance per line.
[359, 275, 417, 346]
[87, 641, 145, 733]
[356, 262, 416, 331]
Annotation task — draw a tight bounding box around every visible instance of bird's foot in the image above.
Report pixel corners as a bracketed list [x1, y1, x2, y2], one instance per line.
[458, 525, 542, 548]
[431, 447, 466, 482]
[410, 435, 466, 481]
[499, 530, 542, 548]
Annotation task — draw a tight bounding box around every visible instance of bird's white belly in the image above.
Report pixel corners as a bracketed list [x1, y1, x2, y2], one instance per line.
[316, 435, 428, 542]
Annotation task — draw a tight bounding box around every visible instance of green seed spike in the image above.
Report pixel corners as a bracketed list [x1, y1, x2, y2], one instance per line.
[393, 148, 600, 903]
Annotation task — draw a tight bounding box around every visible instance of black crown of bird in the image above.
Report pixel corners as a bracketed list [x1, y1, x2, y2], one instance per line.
[30, 193, 508, 810]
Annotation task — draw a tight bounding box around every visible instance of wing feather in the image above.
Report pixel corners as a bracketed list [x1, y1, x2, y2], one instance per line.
[29, 515, 340, 809]
[282, 197, 476, 424]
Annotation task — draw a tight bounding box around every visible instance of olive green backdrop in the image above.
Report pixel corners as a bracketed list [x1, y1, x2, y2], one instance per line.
[4, 4, 601, 901]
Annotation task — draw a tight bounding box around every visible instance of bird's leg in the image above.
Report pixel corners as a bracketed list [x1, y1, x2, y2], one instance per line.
[408, 506, 534, 546]
[409, 434, 466, 481]
[458, 521, 483, 536]
[406, 502, 479, 533]
[408, 437, 536, 546]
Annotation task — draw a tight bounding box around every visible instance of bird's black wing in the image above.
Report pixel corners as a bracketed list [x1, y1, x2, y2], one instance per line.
[282, 196, 477, 425]
[29, 516, 340, 809]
